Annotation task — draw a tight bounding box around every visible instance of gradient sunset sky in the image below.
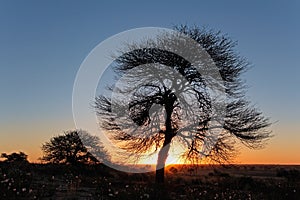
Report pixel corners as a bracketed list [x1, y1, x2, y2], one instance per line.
[0, 0, 299, 164]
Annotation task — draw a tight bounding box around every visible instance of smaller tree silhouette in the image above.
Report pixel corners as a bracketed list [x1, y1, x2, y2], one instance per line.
[1, 151, 28, 163]
[41, 130, 108, 165]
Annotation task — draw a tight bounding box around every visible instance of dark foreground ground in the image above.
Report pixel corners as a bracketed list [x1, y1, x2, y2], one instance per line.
[0, 162, 299, 200]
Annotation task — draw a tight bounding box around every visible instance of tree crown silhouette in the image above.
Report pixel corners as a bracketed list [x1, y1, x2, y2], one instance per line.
[1, 151, 28, 163]
[41, 130, 109, 165]
[95, 25, 271, 183]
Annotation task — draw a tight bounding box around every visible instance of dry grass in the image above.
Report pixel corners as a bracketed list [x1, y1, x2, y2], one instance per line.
[1, 162, 299, 199]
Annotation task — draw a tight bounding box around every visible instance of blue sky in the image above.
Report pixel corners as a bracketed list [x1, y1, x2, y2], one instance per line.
[0, 0, 299, 163]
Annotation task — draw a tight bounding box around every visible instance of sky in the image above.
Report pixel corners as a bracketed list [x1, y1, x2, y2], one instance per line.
[0, 0, 299, 164]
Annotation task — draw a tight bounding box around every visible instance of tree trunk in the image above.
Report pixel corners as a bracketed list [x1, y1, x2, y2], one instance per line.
[155, 91, 176, 184]
[155, 135, 172, 184]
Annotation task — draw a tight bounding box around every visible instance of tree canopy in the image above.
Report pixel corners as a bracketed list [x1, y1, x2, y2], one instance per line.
[41, 130, 109, 165]
[95, 25, 271, 183]
[1, 151, 28, 163]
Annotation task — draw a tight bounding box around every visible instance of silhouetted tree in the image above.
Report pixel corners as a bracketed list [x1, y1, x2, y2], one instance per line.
[1, 151, 28, 163]
[41, 130, 109, 165]
[95, 25, 271, 183]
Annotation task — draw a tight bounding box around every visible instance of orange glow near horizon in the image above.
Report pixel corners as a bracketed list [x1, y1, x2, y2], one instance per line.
[1, 147, 300, 165]
[1, 122, 299, 165]
[138, 152, 185, 165]
[1, 140, 300, 165]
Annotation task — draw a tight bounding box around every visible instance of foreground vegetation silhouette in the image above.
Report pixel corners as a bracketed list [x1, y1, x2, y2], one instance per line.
[1, 159, 299, 199]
